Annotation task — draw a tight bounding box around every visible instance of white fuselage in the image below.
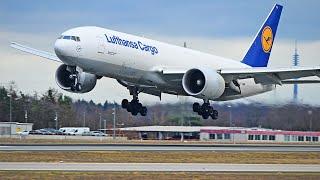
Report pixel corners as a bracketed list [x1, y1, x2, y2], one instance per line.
[54, 26, 274, 101]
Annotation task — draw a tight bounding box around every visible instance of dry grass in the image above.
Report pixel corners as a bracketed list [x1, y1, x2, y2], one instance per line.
[0, 151, 319, 164]
[0, 171, 319, 180]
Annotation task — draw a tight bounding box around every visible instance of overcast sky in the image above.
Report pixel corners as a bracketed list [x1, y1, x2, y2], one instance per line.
[0, 0, 320, 105]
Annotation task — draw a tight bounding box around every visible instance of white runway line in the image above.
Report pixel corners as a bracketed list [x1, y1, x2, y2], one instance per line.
[0, 145, 320, 152]
[0, 162, 320, 172]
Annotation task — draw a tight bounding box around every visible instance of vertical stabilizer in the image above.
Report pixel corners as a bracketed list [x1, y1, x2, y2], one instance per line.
[242, 4, 283, 67]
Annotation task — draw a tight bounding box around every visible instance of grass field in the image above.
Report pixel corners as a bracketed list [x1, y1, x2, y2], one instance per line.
[0, 171, 320, 180]
[0, 151, 319, 164]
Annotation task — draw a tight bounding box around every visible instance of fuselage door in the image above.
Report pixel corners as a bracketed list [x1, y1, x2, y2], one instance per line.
[72, 36, 83, 57]
[96, 36, 106, 55]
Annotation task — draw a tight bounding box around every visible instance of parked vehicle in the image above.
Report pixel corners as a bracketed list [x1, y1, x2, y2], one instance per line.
[29, 130, 43, 135]
[90, 131, 106, 136]
[39, 129, 55, 135]
[82, 131, 92, 136]
[43, 128, 64, 135]
[17, 130, 29, 136]
[59, 127, 90, 136]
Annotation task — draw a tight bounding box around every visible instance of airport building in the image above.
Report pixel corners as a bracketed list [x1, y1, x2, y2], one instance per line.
[119, 126, 320, 143]
[0, 122, 33, 135]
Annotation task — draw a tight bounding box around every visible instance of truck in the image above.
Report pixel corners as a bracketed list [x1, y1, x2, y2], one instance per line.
[59, 127, 90, 135]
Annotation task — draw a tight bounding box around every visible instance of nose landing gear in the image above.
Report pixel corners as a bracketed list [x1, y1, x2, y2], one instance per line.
[193, 100, 218, 120]
[68, 66, 82, 92]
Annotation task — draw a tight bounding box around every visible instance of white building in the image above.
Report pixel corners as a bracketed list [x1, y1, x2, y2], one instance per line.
[200, 127, 320, 143]
[119, 125, 320, 143]
[0, 122, 33, 135]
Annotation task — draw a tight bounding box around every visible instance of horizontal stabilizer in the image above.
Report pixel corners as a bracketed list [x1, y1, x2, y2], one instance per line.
[281, 80, 320, 84]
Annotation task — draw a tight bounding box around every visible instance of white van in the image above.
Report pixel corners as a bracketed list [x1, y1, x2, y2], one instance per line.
[59, 127, 90, 135]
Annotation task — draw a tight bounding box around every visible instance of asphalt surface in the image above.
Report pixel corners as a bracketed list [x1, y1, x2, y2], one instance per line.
[0, 144, 320, 152]
[1, 162, 320, 172]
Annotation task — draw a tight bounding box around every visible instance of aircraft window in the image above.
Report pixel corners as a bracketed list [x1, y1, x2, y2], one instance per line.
[63, 36, 71, 40]
[76, 37, 81, 42]
[71, 36, 76, 41]
[58, 35, 63, 39]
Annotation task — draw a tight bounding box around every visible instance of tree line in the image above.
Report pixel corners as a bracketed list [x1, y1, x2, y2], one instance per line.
[0, 83, 319, 131]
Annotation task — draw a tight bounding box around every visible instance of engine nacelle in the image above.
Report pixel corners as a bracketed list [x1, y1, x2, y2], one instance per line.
[55, 64, 97, 93]
[182, 68, 225, 100]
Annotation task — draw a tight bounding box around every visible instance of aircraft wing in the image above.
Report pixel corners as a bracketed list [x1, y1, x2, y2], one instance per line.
[220, 67, 320, 85]
[10, 42, 62, 63]
[159, 66, 320, 85]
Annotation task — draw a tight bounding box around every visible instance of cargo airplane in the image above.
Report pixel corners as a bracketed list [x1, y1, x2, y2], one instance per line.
[11, 4, 320, 119]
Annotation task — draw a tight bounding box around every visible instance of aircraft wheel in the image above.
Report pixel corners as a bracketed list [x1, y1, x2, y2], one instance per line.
[122, 99, 129, 109]
[75, 83, 82, 91]
[210, 110, 218, 120]
[202, 113, 209, 119]
[193, 103, 200, 112]
[140, 106, 147, 116]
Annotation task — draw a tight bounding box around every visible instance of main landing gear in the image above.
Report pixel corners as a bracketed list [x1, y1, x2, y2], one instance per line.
[121, 87, 147, 116]
[192, 100, 218, 120]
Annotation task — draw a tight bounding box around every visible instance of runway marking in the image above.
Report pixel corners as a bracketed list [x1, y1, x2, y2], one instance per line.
[1, 162, 320, 172]
[0, 145, 319, 152]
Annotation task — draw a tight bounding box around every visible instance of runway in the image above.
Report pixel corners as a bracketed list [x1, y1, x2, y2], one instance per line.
[0, 144, 320, 152]
[1, 162, 320, 172]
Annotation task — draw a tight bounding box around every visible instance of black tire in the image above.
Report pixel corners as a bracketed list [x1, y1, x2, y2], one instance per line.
[75, 83, 82, 91]
[127, 103, 132, 112]
[131, 110, 138, 116]
[70, 86, 76, 92]
[202, 113, 209, 119]
[211, 110, 218, 120]
[140, 106, 147, 116]
[137, 103, 142, 108]
[193, 103, 200, 112]
[121, 99, 129, 109]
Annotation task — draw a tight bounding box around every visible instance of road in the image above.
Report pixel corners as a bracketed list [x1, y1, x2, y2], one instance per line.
[1, 162, 320, 172]
[0, 144, 320, 152]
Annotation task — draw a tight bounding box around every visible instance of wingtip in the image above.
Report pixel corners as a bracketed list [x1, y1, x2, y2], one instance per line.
[10, 42, 18, 47]
[275, 4, 283, 9]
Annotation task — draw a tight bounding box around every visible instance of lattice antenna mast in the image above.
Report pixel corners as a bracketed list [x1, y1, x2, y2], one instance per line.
[293, 40, 299, 102]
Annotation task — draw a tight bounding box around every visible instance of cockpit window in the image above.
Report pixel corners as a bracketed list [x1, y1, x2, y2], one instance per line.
[63, 36, 71, 40]
[59, 35, 81, 42]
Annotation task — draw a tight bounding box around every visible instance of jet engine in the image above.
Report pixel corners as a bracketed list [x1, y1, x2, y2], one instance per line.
[182, 68, 225, 100]
[55, 64, 97, 93]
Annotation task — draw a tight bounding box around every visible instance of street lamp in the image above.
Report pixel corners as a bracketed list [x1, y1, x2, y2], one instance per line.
[83, 112, 86, 127]
[308, 110, 312, 131]
[7, 94, 21, 122]
[112, 102, 116, 140]
[227, 105, 232, 127]
[7, 94, 12, 122]
[54, 112, 58, 130]
[24, 110, 28, 123]
[99, 113, 102, 131]
[103, 119, 107, 134]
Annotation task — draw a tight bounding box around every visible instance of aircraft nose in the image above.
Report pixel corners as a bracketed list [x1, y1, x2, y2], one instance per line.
[54, 39, 65, 56]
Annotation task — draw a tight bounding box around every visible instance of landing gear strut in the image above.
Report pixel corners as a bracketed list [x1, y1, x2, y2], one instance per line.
[121, 87, 147, 116]
[68, 66, 82, 92]
[192, 100, 218, 120]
